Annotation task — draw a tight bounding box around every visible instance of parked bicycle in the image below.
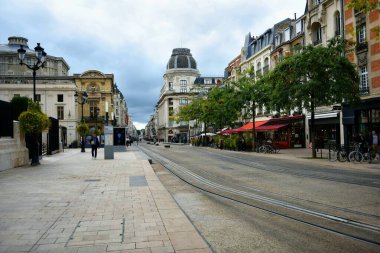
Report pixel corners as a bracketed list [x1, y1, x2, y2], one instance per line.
[329, 145, 348, 162]
[258, 142, 279, 154]
[348, 143, 365, 163]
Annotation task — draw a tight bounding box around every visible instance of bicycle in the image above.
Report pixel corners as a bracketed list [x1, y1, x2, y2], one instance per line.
[329, 145, 348, 162]
[348, 143, 364, 163]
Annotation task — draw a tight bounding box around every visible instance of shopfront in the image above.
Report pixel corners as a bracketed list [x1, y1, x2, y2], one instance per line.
[343, 97, 380, 145]
[306, 111, 341, 148]
[255, 115, 305, 149]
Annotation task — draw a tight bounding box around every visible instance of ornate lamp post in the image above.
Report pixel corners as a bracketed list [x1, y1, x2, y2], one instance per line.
[17, 43, 47, 102]
[17, 43, 47, 166]
[74, 91, 88, 152]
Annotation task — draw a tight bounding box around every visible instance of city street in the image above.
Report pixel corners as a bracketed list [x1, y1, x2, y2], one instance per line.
[139, 143, 380, 253]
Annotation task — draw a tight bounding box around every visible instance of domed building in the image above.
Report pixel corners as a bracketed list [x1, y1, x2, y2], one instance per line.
[154, 48, 223, 143]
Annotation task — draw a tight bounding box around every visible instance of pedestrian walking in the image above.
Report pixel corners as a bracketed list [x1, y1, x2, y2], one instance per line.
[90, 133, 100, 159]
[368, 130, 379, 162]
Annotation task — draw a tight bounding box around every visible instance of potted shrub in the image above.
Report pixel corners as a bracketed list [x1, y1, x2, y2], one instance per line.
[76, 121, 90, 152]
[18, 100, 50, 166]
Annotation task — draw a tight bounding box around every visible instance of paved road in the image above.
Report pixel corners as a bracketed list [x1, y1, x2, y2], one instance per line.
[140, 143, 380, 253]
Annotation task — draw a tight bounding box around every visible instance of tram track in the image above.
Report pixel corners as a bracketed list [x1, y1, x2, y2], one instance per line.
[138, 145, 380, 248]
[204, 149, 380, 189]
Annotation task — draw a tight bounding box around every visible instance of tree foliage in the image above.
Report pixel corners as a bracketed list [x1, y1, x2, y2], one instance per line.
[18, 100, 50, 135]
[77, 121, 90, 137]
[11, 96, 29, 121]
[176, 86, 241, 131]
[348, 0, 379, 13]
[232, 67, 272, 150]
[266, 43, 360, 157]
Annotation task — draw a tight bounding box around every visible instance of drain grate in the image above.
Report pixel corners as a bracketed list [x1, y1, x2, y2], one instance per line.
[84, 179, 101, 182]
[129, 176, 147, 187]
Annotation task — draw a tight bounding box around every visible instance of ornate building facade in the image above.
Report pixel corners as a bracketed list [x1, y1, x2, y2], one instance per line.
[73, 70, 114, 138]
[155, 48, 223, 143]
[0, 36, 76, 146]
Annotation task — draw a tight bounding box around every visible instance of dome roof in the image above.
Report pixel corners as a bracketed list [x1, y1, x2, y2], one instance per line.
[166, 48, 197, 70]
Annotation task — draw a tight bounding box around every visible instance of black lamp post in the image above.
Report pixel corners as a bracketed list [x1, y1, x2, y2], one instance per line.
[17, 43, 47, 166]
[18, 43, 47, 102]
[74, 91, 88, 152]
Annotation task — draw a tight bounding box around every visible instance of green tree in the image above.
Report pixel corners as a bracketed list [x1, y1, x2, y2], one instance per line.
[267, 44, 360, 158]
[233, 67, 271, 151]
[18, 100, 50, 165]
[11, 96, 29, 121]
[202, 86, 241, 131]
[76, 121, 90, 137]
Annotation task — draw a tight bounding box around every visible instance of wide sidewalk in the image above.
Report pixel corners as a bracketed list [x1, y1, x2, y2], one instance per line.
[0, 147, 211, 253]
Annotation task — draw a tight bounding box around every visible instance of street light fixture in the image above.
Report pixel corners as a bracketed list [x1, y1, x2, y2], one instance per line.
[74, 91, 88, 152]
[17, 43, 47, 102]
[17, 43, 47, 166]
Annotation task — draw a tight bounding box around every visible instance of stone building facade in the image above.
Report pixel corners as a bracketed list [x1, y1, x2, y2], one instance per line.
[155, 48, 223, 143]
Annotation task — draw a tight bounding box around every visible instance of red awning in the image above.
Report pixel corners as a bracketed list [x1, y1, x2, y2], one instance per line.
[220, 120, 268, 134]
[255, 123, 289, 132]
[235, 120, 268, 132]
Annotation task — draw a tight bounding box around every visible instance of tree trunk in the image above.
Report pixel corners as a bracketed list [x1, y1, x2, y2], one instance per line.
[311, 96, 316, 158]
[251, 103, 256, 152]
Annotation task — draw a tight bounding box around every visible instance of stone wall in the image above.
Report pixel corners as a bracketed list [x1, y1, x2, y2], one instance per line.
[0, 121, 29, 171]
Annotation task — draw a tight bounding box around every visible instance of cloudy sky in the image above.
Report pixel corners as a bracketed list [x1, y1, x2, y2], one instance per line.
[1, 0, 306, 130]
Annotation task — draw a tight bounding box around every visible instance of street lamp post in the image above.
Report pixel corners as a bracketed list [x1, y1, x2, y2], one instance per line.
[17, 43, 47, 102]
[17, 43, 47, 166]
[74, 91, 88, 152]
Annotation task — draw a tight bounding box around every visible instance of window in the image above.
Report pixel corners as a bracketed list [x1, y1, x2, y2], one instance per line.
[57, 106, 64, 120]
[284, 28, 290, 41]
[180, 80, 187, 93]
[275, 35, 281, 46]
[358, 24, 366, 44]
[335, 12, 341, 35]
[90, 107, 100, 118]
[169, 82, 173, 90]
[296, 20, 303, 34]
[359, 66, 369, 94]
[179, 98, 188, 105]
[314, 0, 321, 5]
[57, 94, 63, 102]
[205, 79, 212, 84]
[13, 94, 20, 98]
[312, 23, 322, 45]
[35, 94, 41, 102]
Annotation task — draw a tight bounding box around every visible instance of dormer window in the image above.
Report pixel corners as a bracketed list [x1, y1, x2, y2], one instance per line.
[296, 20, 304, 34]
[275, 34, 281, 46]
[284, 28, 290, 42]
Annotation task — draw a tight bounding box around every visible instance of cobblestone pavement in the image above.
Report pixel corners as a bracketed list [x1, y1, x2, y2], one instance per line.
[0, 147, 211, 253]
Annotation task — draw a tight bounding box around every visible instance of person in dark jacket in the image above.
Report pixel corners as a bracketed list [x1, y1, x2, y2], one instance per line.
[90, 133, 100, 159]
[368, 130, 379, 162]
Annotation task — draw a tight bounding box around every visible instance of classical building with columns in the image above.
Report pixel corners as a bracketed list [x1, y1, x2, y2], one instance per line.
[0, 36, 76, 146]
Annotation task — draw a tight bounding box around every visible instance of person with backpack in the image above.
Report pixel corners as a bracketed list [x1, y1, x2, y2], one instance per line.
[90, 133, 100, 159]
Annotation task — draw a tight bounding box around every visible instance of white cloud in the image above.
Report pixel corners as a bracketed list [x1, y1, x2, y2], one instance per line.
[1, 0, 306, 126]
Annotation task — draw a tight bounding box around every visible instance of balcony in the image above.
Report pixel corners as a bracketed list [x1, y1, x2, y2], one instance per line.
[356, 42, 368, 53]
[255, 69, 262, 77]
[313, 39, 322, 46]
[359, 86, 369, 95]
[263, 65, 269, 74]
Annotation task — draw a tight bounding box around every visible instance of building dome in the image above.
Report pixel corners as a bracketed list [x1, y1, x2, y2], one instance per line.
[166, 48, 197, 70]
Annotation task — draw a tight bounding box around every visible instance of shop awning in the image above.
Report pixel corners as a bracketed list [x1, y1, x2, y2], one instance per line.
[255, 123, 288, 132]
[220, 121, 268, 134]
[234, 120, 268, 132]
